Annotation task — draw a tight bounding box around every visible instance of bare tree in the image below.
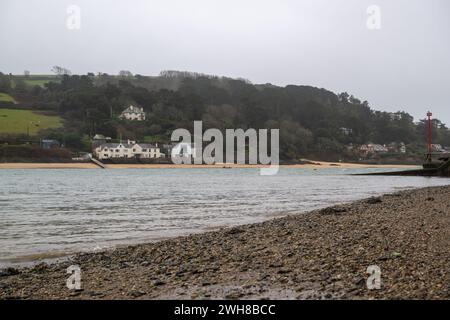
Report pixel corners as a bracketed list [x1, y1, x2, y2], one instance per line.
[51, 66, 72, 76]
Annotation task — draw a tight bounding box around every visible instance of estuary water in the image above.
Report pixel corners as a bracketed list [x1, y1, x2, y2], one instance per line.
[0, 167, 448, 266]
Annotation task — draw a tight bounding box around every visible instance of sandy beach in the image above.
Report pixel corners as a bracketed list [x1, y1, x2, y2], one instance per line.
[0, 161, 420, 170]
[0, 185, 448, 300]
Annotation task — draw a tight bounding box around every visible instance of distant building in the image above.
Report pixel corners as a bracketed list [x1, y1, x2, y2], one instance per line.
[93, 134, 111, 140]
[119, 105, 146, 121]
[171, 143, 197, 160]
[431, 144, 445, 153]
[359, 143, 388, 154]
[92, 134, 112, 149]
[41, 139, 60, 149]
[389, 112, 403, 121]
[387, 142, 407, 154]
[340, 127, 353, 136]
[94, 141, 163, 160]
[161, 144, 175, 158]
[399, 142, 406, 154]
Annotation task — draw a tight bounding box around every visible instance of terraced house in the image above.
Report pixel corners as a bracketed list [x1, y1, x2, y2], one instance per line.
[94, 141, 163, 160]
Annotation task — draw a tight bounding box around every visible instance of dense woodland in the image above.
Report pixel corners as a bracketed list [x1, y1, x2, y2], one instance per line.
[1, 70, 449, 162]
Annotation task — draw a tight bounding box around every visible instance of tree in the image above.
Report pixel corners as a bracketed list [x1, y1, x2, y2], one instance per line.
[12, 71, 449, 159]
[0, 72, 12, 92]
[14, 78, 28, 94]
[119, 70, 133, 78]
[51, 66, 72, 76]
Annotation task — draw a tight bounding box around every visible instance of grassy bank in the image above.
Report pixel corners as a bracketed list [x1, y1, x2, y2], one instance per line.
[0, 108, 63, 135]
[0, 93, 16, 103]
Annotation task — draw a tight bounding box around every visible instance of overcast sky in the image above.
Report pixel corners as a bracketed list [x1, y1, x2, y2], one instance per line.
[1, 0, 449, 124]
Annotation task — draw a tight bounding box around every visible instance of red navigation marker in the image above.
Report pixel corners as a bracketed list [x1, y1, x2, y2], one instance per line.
[427, 111, 433, 154]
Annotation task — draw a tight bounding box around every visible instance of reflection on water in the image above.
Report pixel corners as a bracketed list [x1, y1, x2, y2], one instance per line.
[0, 167, 448, 265]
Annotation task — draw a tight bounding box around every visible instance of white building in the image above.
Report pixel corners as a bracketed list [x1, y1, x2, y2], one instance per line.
[171, 143, 197, 159]
[399, 142, 407, 154]
[94, 141, 163, 160]
[387, 142, 407, 154]
[359, 143, 388, 154]
[340, 127, 353, 136]
[431, 144, 445, 153]
[119, 105, 146, 121]
[389, 113, 403, 121]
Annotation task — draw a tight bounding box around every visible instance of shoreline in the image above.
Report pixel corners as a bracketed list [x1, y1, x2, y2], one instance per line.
[0, 161, 420, 170]
[0, 185, 448, 300]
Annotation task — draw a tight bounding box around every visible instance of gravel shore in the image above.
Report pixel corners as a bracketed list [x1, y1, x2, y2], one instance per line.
[1, 186, 449, 300]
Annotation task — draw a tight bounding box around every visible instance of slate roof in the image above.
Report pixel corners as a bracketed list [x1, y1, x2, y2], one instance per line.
[98, 143, 158, 149]
[138, 143, 158, 149]
[122, 105, 145, 114]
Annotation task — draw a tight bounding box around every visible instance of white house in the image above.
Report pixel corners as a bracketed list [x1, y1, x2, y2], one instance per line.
[431, 144, 445, 153]
[339, 127, 353, 136]
[399, 143, 407, 154]
[387, 142, 407, 154]
[94, 142, 163, 160]
[171, 143, 197, 160]
[359, 143, 388, 154]
[119, 105, 146, 121]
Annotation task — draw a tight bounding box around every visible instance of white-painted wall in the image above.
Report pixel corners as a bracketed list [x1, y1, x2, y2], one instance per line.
[94, 143, 162, 160]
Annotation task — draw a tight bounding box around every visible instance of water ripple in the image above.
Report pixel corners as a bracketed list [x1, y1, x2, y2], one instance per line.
[0, 167, 448, 265]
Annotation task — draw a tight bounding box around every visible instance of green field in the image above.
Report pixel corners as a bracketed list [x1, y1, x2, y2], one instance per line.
[0, 108, 63, 135]
[13, 75, 61, 88]
[0, 93, 16, 103]
[24, 79, 57, 87]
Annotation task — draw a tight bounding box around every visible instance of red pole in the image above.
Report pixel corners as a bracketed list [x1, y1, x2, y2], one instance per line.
[427, 111, 432, 154]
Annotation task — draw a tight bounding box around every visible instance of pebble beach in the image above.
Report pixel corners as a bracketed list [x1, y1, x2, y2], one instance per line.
[0, 185, 448, 300]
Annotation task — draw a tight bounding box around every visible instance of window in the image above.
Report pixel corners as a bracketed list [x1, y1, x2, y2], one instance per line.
[142, 149, 147, 152]
[116, 149, 119, 152]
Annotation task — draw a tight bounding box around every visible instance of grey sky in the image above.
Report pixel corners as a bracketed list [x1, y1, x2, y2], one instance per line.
[1, 0, 449, 124]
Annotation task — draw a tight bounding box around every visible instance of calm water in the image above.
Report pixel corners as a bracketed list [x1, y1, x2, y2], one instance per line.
[0, 168, 449, 266]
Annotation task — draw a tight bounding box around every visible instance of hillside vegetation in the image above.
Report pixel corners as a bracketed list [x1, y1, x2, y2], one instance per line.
[0, 70, 449, 161]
